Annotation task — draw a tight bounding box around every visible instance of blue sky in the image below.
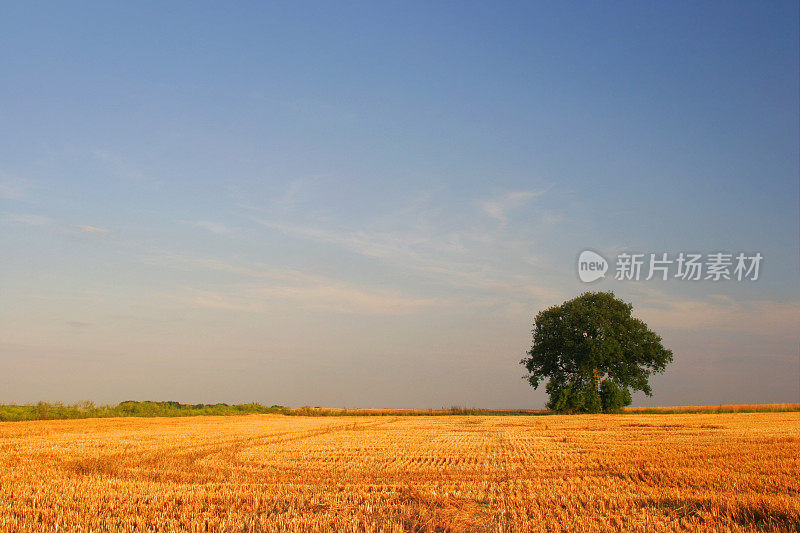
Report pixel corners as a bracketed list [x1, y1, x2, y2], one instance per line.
[1, 1, 798, 407]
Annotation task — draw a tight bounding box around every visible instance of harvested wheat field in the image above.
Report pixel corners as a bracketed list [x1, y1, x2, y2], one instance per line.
[0, 412, 798, 532]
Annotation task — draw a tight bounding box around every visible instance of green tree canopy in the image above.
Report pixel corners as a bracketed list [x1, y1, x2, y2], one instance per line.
[521, 291, 673, 413]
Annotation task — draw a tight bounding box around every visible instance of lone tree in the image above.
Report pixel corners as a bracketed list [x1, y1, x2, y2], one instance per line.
[520, 291, 673, 413]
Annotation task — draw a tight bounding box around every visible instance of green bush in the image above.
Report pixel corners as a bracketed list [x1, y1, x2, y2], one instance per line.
[600, 381, 632, 413]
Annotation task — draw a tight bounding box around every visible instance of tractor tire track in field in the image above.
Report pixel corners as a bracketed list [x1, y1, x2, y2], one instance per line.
[64, 418, 397, 483]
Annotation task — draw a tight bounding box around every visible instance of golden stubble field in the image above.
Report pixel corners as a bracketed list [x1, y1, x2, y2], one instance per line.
[0, 412, 797, 532]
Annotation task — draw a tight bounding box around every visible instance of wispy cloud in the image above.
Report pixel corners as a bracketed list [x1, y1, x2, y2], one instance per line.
[78, 225, 111, 234]
[242, 184, 562, 311]
[632, 287, 800, 341]
[249, 218, 554, 299]
[4, 213, 52, 226]
[141, 251, 441, 315]
[171, 270, 439, 316]
[254, 219, 422, 261]
[479, 189, 546, 225]
[256, 283, 437, 315]
[274, 177, 317, 212]
[191, 220, 231, 235]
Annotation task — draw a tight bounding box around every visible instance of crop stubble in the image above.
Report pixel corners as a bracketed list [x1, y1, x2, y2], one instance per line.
[0, 412, 797, 531]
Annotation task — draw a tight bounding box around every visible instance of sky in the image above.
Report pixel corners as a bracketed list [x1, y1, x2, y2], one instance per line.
[1, 1, 798, 408]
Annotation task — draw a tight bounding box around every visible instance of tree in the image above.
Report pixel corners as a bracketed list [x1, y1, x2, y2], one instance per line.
[520, 291, 673, 413]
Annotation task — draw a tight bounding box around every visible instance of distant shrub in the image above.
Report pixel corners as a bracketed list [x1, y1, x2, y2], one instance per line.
[0, 401, 797, 422]
[446, 406, 487, 416]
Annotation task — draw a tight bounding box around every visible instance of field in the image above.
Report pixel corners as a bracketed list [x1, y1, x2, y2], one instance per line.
[0, 412, 798, 532]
